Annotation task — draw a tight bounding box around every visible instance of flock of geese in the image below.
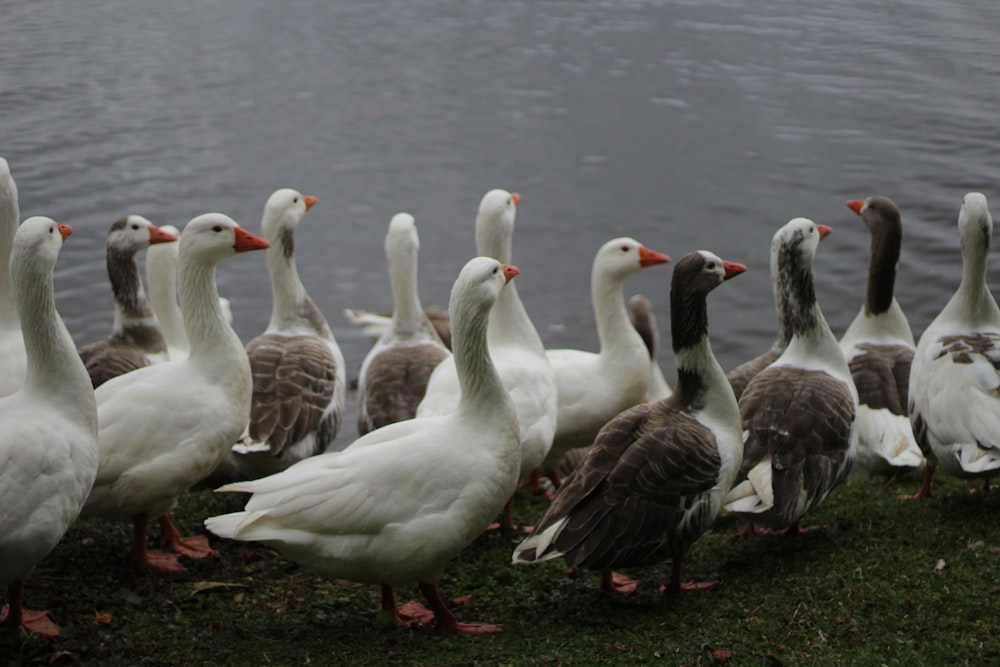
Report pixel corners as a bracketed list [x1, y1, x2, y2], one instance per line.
[1, 152, 999, 638]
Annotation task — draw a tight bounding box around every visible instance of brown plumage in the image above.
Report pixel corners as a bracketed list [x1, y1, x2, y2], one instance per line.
[358, 342, 448, 434]
[848, 343, 912, 416]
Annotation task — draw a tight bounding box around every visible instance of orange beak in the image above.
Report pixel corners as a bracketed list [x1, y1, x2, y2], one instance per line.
[638, 246, 671, 267]
[58, 223, 72, 240]
[845, 199, 865, 216]
[722, 260, 747, 280]
[148, 224, 178, 245]
[817, 224, 833, 240]
[233, 226, 271, 253]
[502, 264, 520, 284]
[511, 192, 521, 207]
[303, 195, 318, 211]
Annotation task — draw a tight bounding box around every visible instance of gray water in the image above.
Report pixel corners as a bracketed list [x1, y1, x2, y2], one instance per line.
[4, 0, 1000, 450]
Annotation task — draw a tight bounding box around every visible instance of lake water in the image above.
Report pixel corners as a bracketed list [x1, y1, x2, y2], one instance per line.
[4, 0, 1000, 450]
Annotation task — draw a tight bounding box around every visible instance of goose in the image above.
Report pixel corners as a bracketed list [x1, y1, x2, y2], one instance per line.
[78, 215, 177, 386]
[0, 158, 27, 397]
[723, 218, 858, 535]
[725, 229, 794, 401]
[908, 193, 1000, 497]
[839, 196, 922, 475]
[628, 294, 672, 401]
[0, 218, 98, 637]
[541, 237, 672, 488]
[206, 257, 522, 635]
[344, 307, 452, 351]
[146, 224, 236, 362]
[228, 188, 345, 480]
[513, 252, 745, 595]
[417, 189, 557, 531]
[80, 213, 269, 572]
[356, 213, 449, 435]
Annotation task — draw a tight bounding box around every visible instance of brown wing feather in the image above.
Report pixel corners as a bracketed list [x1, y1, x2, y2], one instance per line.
[528, 397, 723, 570]
[247, 333, 339, 457]
[848, 343, 912, 416]
[358, 343, 449, 435]
[79, 341, 150, 388]
[737, 366, 855, 525]
[727, 349, 780, 401]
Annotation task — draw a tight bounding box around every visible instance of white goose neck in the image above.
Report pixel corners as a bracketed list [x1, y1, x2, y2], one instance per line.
[0, 176, 19, 325]
[388, 242, 426, 339]
[592, 267, 642, 361]
[452, 293, 511, 420]
[179, 255, 244, 364]
[265, 233, 322, 333]
[950, 245, 1000, 325]
[14, 247, 97, 431]
[107, 246, 157, 334]
[674, 336, 739, 424]
[146, 245, 188, 355]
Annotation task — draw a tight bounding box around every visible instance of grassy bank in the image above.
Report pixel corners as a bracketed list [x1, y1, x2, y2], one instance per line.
[2, 472, 998, 666]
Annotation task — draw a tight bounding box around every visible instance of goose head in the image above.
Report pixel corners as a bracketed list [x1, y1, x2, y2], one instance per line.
[594, 237, 671, 281]
[846, 196, 901, 237]
[451, 256, 519, 322]
[957, 192, 992, 256]
[386, 212, 419, 261]
[770, 217, 831, 281]
[261, 188, 318, 244]
[12, 216, 71, 272]
[673, 250, 745, 298]
[107, 215, 177, 253]
[475, 189, 520, 262]
[181, 213, 270, 264]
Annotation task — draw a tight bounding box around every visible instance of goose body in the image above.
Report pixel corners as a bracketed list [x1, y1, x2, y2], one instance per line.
[514, 252, 745, 594]
[207, 257, 522, 634]
[724, 218, 858, 532]
[230, 189, 345, 479]
[81, 214, 270, 571]
[356, 213, 449, 435]
[839, 196, 922, 474]
[417, 190, 557, 525]
[78, 215, 177, 386]
[0, 218, 98, 636]
[541, 237, 671, 485]
[0, 158, 25, 398]
[908, 193, 1000, 495]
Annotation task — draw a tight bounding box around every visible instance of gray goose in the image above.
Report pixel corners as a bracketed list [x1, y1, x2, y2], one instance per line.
[723, 218, 858, 535]
[839, 196, 922, 475]
[513, 251, 745, 595]
[356, 213, 449, 435]
[77, 215, 177, 387]
[230, 188, 345, 480]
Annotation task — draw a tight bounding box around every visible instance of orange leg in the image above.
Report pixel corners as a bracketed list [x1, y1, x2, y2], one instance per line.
[127, 514, 185, 572]
[902, 464, 935, 500]
[660, 557, 718, 595]
[158, 515, 218, 559]
[418, 583, 501, 635]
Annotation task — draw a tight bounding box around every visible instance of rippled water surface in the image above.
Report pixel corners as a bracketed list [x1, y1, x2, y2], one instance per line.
[4, 0, 1000, 448]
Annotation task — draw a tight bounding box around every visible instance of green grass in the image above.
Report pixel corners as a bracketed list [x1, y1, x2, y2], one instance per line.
[3, 472, 999, 666]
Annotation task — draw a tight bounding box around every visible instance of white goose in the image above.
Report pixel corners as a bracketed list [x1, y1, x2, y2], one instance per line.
[908, 193, 1000, 497]
[839, 196, 922, 475]
[541, 237, 671, 487]
[514, 252, 745, 595]
[417, 189, 557, 531]
[356, 213, 449, 435]
[81, 213, 270, 572]
[0, 218, 98, 637]
[146, 224, 235, 362]
[0, 157, 26, 397]
[229, 188, 345, 479]
[627, 294, 672, 401]
[723, 218, 859, 535]
[207, 257, 522, 635]
[78, 215, 177, 386]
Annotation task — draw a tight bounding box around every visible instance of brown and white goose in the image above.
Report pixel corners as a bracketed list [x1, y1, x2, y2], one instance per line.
[77, 215, 177, 387]
[356, 213, 449, 435]
[1, 218, 98, 636]
[839, 196, 922, 475]
[0, 157, 26, 398]
[908, 193, 1000, 497]
[513, 251, 745, 595]
[723, 218, 858, 535]
[230, 189, 345, 480]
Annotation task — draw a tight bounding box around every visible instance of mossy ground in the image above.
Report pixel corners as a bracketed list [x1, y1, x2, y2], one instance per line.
[2, 471, 998, 666]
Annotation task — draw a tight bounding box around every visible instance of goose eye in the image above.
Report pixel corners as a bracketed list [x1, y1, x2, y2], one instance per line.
[705, 261, 716, 270]
[492, 266, 499, 274]
[621, 245, 629, 252]
[131, 224, 140, 230]
[293, 197, 299, 204]
[49, 226, 54, 234]
[212, 225, 223, 233]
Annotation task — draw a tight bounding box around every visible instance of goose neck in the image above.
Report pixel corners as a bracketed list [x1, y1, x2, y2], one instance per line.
[179, 256, 243, 362]
[865, 225, 901, 316]
[592, 270, 637, 356]
[452, 297, 510, 419]
[388, 246, 426, 337]
[107, 247, 156, 333]
[266, 240, 308, 330]
[14, 250, 97, 430]
[146, 248, 188, 354]
[486, 282, 546, 354]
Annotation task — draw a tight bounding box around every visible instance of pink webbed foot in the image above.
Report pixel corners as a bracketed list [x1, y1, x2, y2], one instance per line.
[158, 515, 219, 559]
[600, 570, 639, 596]
[1, 606, 61, 638]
